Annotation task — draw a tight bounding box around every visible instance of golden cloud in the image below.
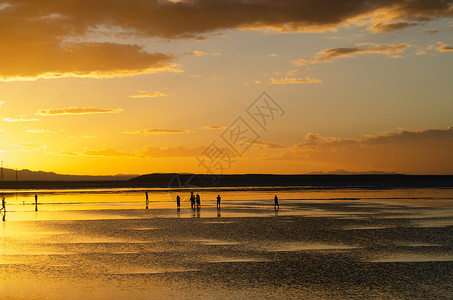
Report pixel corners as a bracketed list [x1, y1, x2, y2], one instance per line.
[270, 77, 322, 84]
[123, 128, 191, 135]
[294, 43, 411, 65]
[0, 40, 174, 80]
[130, 91, 168, 98]
[85, 148, 135, 157]
[38, 107, 123, 115]
[0, 143, 46, 151]
[203, 125, 225, 129]
[81, 145, 232, 158]
[138, 145, 208, 158]
[253, 141, 286, 149]
[3, 118, 39, 122]
[370, 22, 417, 33]
[429, 42, 453, 52]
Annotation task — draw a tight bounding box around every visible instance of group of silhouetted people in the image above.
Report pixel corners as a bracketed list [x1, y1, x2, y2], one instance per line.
[1, 194, 39, 221]
[144, 191, 279, 211]
[189, 192, 201, 209]
[172, 192, 221, 210]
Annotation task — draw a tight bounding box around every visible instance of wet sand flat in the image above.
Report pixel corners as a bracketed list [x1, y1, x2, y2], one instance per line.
[1, 188, 453, 299]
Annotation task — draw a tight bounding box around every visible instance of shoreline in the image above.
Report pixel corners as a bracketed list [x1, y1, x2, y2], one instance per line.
[1, 174, 453, 190]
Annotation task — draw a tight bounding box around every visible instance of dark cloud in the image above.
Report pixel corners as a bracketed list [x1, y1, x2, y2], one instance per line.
[5, 0, 449, 37]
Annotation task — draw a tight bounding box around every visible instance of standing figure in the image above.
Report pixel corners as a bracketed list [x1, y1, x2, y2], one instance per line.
[1, 197, 5, 221]
[216, 194, 221, 209]
[176, 195, 181, 208]
[145, 191, 149, 209]
[274, 195, 279, 211]
[190, 192, 195, 209]
[35, 194, 38, 212]
[196, 194, 201, 207]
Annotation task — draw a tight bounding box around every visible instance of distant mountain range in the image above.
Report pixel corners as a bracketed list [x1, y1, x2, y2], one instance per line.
[129, 173, 453, 189]
[0, 168, 138, 181]
[1, 169, 453, 189]
[0, 168, 398, 182]
[308, 169, 400, 175]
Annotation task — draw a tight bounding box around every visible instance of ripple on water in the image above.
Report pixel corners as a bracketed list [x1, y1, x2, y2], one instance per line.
[371, 254, 453, 262]
[265, 242, 357, 252]
[191, 239, 240, 246]
[108, 267, 200, 275]
[205, 256, 269, 263]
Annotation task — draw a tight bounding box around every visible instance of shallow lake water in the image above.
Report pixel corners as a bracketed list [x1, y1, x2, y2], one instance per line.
[1, 187, 453, 299]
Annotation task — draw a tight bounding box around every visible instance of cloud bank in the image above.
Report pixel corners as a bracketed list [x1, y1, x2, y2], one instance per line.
[1, 0, 451, 79]
[269, 127, 453, 174]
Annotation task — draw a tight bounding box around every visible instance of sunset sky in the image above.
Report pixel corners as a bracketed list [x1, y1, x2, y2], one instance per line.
[1, 0, 452, 175]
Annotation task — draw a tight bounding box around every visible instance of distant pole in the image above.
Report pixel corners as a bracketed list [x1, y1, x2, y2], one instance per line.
[35, 194, 38, 212]
[145, 192, 149, 209]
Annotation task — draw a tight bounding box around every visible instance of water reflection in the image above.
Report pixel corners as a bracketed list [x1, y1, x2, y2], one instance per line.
[0, 187, 452, 299]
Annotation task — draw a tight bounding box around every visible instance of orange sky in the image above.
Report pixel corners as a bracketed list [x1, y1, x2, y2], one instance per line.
[0, 0, 453, 175]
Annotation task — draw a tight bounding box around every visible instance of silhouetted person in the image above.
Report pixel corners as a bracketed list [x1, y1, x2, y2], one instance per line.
[145, 192, 149, 209]
[190, 192, 195, 209]
[274, 195, 279, 211]
[1, 197, 4, 221]
[35, 194, 38, 212]
[216, 194, 221, 209]
[176, 195, 181, 208]
[196, 194, 200, 207]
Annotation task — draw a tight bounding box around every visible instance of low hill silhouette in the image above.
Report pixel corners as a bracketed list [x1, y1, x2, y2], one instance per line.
[128, 173, 453, 189]
[0, 168, 137, 181]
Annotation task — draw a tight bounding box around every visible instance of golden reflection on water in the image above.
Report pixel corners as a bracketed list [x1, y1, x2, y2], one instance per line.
[0, 187, 453, 299]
